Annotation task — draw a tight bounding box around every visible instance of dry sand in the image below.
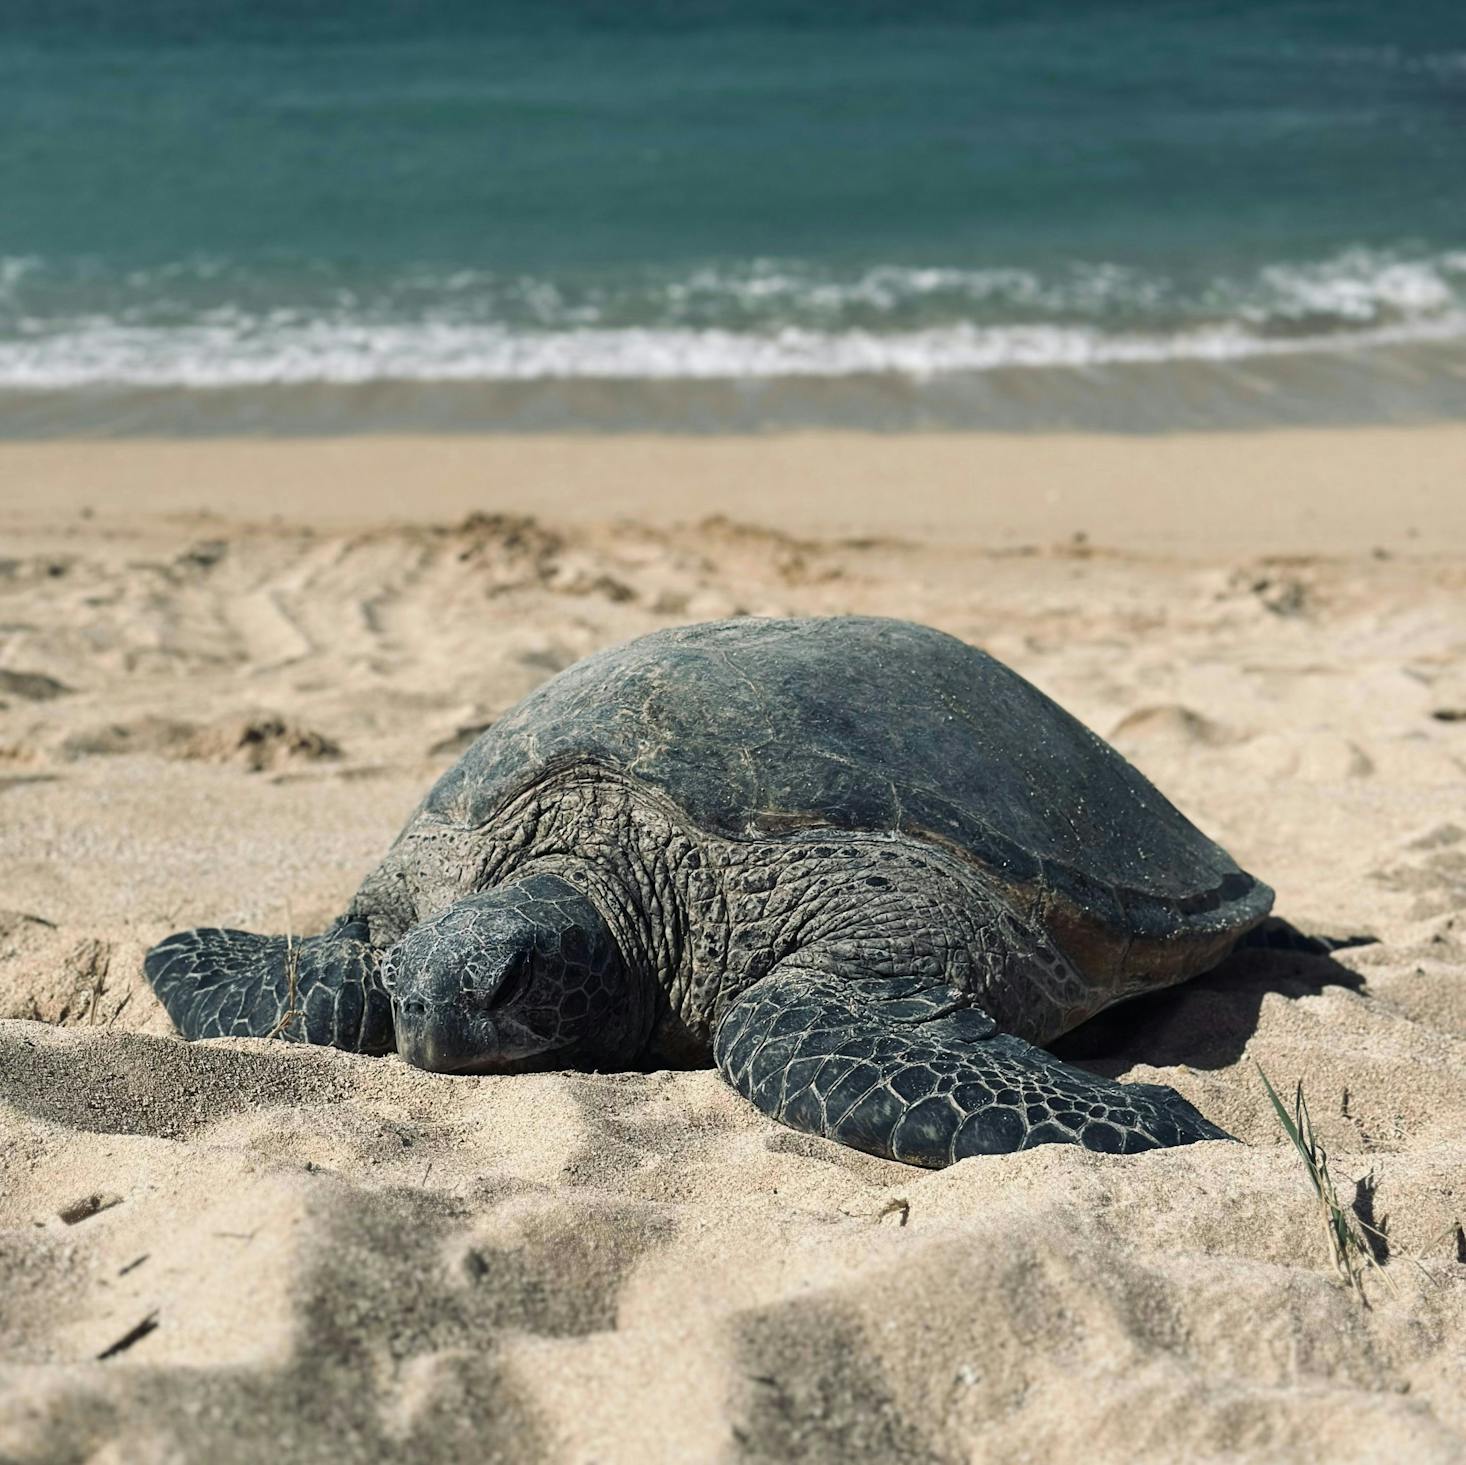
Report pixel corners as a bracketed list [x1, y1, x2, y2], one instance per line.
[0, 429, 1464, 1464]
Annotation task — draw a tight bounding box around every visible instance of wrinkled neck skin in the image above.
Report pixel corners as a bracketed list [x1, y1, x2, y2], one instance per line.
[348, 771, 697, 1065]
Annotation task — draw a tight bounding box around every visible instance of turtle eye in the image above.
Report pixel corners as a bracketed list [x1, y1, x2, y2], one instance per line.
[490, 948, 532, 1009]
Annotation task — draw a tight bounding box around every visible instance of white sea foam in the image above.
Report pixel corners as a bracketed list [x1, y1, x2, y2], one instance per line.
[3, 313, 1466, 388]
[1249, 250, 1464, 322]
[0, 247, 1463, 388]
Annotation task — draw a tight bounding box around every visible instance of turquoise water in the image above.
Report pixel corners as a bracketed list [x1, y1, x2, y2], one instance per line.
[3, 1, 1465, 432]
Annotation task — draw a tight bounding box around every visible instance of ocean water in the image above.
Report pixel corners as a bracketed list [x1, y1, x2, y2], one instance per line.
[3, 0, 1465, 433]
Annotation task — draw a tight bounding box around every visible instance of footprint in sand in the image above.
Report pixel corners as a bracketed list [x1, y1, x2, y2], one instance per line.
[0, 669, 73, 705]
[1108, 704, 1239, 751]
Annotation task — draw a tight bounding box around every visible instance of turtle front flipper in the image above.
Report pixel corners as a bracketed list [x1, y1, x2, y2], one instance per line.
[713, 963, 1231, 1167]
[144, 920, 395, 1053]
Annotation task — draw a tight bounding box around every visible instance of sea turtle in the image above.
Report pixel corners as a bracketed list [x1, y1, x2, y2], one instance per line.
[145, 617, 1272, 1165]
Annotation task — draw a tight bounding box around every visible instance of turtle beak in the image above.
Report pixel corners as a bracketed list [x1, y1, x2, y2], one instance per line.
[392, 999, 564, 1075]
[393, 998, 495, 1073]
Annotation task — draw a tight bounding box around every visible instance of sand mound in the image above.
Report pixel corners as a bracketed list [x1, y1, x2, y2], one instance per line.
[181, 714, 342, 773]
[59, 714, 340, 773]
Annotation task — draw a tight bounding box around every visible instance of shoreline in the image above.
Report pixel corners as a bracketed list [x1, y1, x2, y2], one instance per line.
[3, 423, 1465, 554]
[5, 337, 1466, 440]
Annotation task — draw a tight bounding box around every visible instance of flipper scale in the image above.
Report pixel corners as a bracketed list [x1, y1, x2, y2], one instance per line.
[144, 925, 394, 1054]
[714, 963, 1231, 1167]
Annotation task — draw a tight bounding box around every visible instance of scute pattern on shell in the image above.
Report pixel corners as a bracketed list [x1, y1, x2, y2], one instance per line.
[421, 617, 1271, 979]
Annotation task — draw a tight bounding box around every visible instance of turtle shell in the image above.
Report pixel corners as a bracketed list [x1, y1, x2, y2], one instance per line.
[419, 617, 1272, 982]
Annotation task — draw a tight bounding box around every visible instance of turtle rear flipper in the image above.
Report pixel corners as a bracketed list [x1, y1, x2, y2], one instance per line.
[144, 921, 394, 1054]
[713, 963, 1231, 1167]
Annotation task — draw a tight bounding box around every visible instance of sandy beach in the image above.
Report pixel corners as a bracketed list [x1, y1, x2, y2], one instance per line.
[1, 427, 1464, 1463]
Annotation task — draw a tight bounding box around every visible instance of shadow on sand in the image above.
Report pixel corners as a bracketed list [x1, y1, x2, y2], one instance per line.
[1051, 918, 1375, 1075]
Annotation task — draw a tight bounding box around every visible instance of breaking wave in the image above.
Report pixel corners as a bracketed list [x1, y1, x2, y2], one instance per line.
[1, 246, 1465, 402]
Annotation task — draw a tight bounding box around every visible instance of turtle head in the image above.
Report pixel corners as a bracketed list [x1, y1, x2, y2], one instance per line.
[384, 873, 640, 1075]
